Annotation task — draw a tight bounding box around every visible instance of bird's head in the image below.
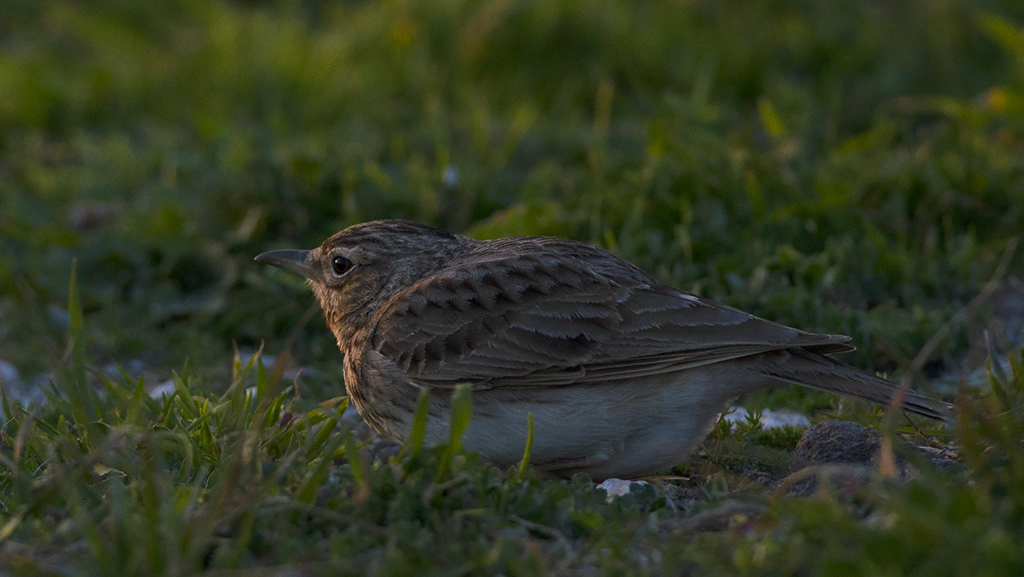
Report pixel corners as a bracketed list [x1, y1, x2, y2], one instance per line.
[255, 220, 471, 348]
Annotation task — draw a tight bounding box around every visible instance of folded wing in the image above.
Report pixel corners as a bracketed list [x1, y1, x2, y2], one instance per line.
[369, 241, 851, 390]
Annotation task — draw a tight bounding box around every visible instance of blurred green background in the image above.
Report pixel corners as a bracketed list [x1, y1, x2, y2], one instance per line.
[5, 2, 1024, 574]
[2, 0, 1024, 399]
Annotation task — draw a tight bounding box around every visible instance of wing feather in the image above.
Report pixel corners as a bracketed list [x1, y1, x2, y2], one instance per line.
[369, 241, 850, 389]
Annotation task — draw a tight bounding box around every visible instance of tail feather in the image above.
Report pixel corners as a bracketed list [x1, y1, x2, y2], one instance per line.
[761, 349, 951, 421]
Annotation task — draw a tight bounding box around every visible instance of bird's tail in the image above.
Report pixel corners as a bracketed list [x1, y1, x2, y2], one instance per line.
[759, 348, 951, 421]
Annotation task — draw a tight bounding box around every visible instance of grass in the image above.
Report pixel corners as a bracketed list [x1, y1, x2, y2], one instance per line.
[2, 280, 1023, 575]
[2, 0, 1024, 574]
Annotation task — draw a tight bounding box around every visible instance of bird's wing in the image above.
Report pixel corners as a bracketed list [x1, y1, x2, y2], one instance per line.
[369, 247, 851, 390]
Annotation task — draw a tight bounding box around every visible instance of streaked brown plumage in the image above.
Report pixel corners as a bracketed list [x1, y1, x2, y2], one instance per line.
[256, 219, 948, 479]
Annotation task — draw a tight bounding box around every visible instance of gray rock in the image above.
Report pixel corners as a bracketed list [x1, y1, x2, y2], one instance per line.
[784, 419, 881, 496]
[784, 419, 963, 496]
[793, 419, 880, 467]
[363, 435, 401, 464]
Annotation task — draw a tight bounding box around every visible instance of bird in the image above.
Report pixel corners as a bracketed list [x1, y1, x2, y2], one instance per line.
[256, 219, 948, 480]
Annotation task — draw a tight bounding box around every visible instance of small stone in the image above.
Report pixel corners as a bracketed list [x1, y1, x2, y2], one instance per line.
[363, 436, 401, 464]
[793, 419, 880, 467]
[915, 445, 965, 474]
[784, 419, 882, 496]
[148, 379, 177, 399]
[597, 478, 650, 500]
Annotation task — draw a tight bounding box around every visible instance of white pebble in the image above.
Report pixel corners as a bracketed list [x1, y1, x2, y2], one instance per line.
[597, 478, 650, 500]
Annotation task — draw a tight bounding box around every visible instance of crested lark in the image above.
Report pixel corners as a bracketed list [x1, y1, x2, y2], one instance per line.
[256, 219, 948, 479]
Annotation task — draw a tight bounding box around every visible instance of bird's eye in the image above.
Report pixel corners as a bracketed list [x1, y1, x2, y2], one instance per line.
[331, 255, 354, 277]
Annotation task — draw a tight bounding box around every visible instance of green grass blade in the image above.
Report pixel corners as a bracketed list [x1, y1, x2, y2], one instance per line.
[65, 262, 103, 436]
[518, 412, 534, 474]
[1, 383, 13, 423]
[448, 383, 472, 452]
[438, 383, 472, 480]
[344, 428, 367, 491]
[297, 431, 346, 503]
[404, 388, 431, 458]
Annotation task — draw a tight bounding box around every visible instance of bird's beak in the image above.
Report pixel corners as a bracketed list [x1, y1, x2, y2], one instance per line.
[255, 250, 317, 281]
